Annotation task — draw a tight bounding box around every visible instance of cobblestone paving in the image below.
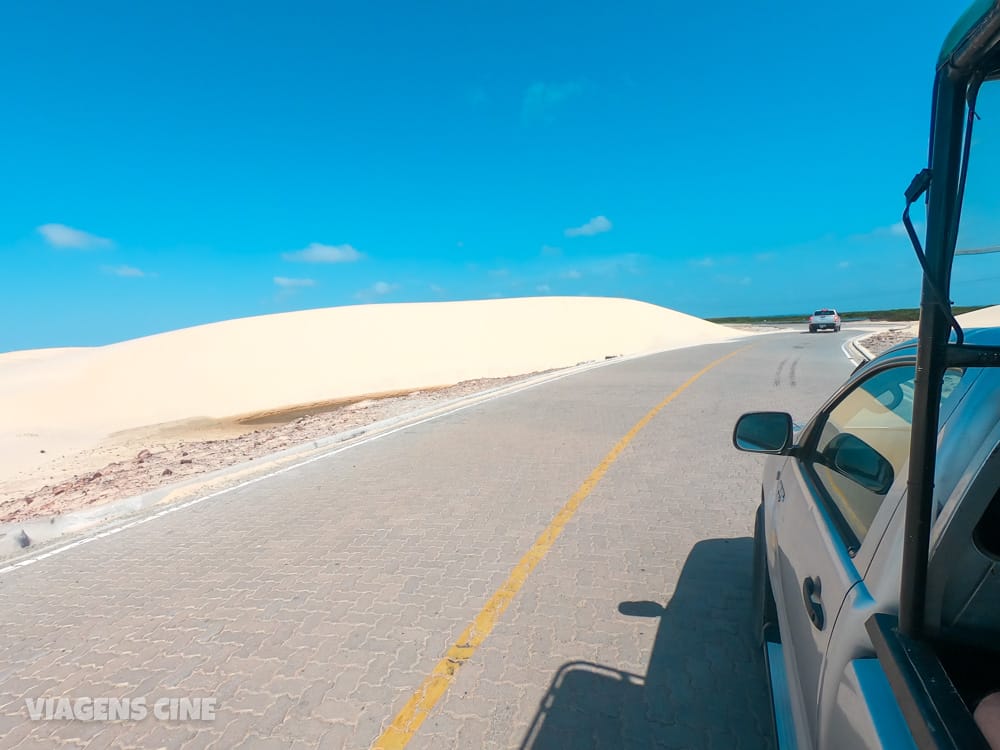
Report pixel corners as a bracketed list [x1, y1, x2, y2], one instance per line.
[0, 333, 853, 749]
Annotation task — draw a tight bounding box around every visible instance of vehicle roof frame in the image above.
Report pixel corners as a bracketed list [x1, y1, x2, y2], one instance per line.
[902, 0, 1000, 640]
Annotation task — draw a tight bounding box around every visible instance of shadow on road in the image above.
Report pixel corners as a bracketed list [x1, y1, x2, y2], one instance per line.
[519, 537, 774, 749]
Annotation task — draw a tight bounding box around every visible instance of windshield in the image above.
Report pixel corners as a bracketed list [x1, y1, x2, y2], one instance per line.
[954, 78, 1000, 304]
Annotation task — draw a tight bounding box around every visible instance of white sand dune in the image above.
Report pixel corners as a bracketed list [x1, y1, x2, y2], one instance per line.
[1, 297, 744, 481]
[884, 304, 1000, 339]
[957, 304, 1000, 328]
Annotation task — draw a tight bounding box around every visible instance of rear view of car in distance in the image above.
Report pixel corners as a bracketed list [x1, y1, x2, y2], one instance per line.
[809, 308, 841, 333]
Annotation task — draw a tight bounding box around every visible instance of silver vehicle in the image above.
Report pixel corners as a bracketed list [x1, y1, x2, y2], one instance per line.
[732, 2, 1000, 747]
[736, 328, 1000, 748]
[809, 309, 841, 334]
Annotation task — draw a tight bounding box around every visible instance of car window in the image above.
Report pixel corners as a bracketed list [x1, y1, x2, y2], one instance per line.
[808, 365, 965, 545]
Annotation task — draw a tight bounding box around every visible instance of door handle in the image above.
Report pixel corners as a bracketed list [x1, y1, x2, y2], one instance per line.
[802, 576, 825, 630]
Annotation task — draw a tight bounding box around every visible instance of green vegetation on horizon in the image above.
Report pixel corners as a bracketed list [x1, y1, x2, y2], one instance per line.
[708, 305, 990, 325]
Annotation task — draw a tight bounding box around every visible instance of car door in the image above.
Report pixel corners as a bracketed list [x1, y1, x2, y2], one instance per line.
[772, 364, 926, 748]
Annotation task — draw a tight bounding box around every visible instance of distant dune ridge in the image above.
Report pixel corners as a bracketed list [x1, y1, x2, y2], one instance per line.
[956, 304, 1000, 328]
[869, 305, 1000, 348]
[0, 297, 745, 481]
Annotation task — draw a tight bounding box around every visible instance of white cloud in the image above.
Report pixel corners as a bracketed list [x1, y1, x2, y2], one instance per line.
[38, 223, 114, 250]
[690, 257, 716, 268]
[522, 81, 585, 124]
[541, 244, 561, 256]
[564, 215, 612, 238]
[560, 269, 583, 280]
[282, 243, 364, 263]
[102, 265, 149, 278]
[536, 284, 552, 293]
[356, 281, 398, 300]
[429, 283, 446, 293]
[585, 253, 642, 277]
[274, 276, 317, 288]
[871, 220, 917, 238]
[851, 221, 923, 242]
[754, 252, 777, 262]
[837, 261, 850, 269]
[488, 268, 509, 278]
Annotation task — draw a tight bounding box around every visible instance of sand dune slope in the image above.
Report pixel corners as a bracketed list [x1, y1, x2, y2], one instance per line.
[957, 304, 1000, 328]
[1, 297, 743, 480]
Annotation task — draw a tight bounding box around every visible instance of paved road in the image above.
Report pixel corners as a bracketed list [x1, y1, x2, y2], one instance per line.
[0, 329, 857, 749]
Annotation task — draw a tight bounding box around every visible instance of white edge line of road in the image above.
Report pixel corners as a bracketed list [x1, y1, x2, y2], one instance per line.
[842, 329, 879, 366]
[0, 337, 748, 575]
[842, 338, 863, 366]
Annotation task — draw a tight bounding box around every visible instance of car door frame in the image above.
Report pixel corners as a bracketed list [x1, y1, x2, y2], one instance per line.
[794, 355, 977, 575]
[769, 355, 920, 747]
[792, 356, 923, 554]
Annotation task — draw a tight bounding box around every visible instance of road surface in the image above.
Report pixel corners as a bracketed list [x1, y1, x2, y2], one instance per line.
[0, 329, 857, 749]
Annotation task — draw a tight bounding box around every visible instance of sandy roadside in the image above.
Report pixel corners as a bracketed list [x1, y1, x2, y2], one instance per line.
[856, 326, 917, 357]
[2, 296, 753, 528]
[0, 370, 558, 524]
[854, 304, 1000, 358]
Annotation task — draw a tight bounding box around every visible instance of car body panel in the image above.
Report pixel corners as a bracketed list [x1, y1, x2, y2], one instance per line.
[753, 327, 1000, 748]
[766, 639, 803, 749]
[772, 457, 862, 747]
[828, 658, 917, 749]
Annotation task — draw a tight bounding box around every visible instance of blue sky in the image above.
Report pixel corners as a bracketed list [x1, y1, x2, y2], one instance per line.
[2, 0, 996, 350]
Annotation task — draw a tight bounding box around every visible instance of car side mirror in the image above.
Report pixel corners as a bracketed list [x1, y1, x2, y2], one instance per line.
[733, 412, 793, 454]
[826, 433, 894, 495]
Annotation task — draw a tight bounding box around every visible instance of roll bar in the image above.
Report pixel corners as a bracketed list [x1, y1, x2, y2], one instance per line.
[900, 0, 1000, 639]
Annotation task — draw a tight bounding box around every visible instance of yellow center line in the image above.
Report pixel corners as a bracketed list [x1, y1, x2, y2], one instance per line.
[372, 345, 750, 750]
